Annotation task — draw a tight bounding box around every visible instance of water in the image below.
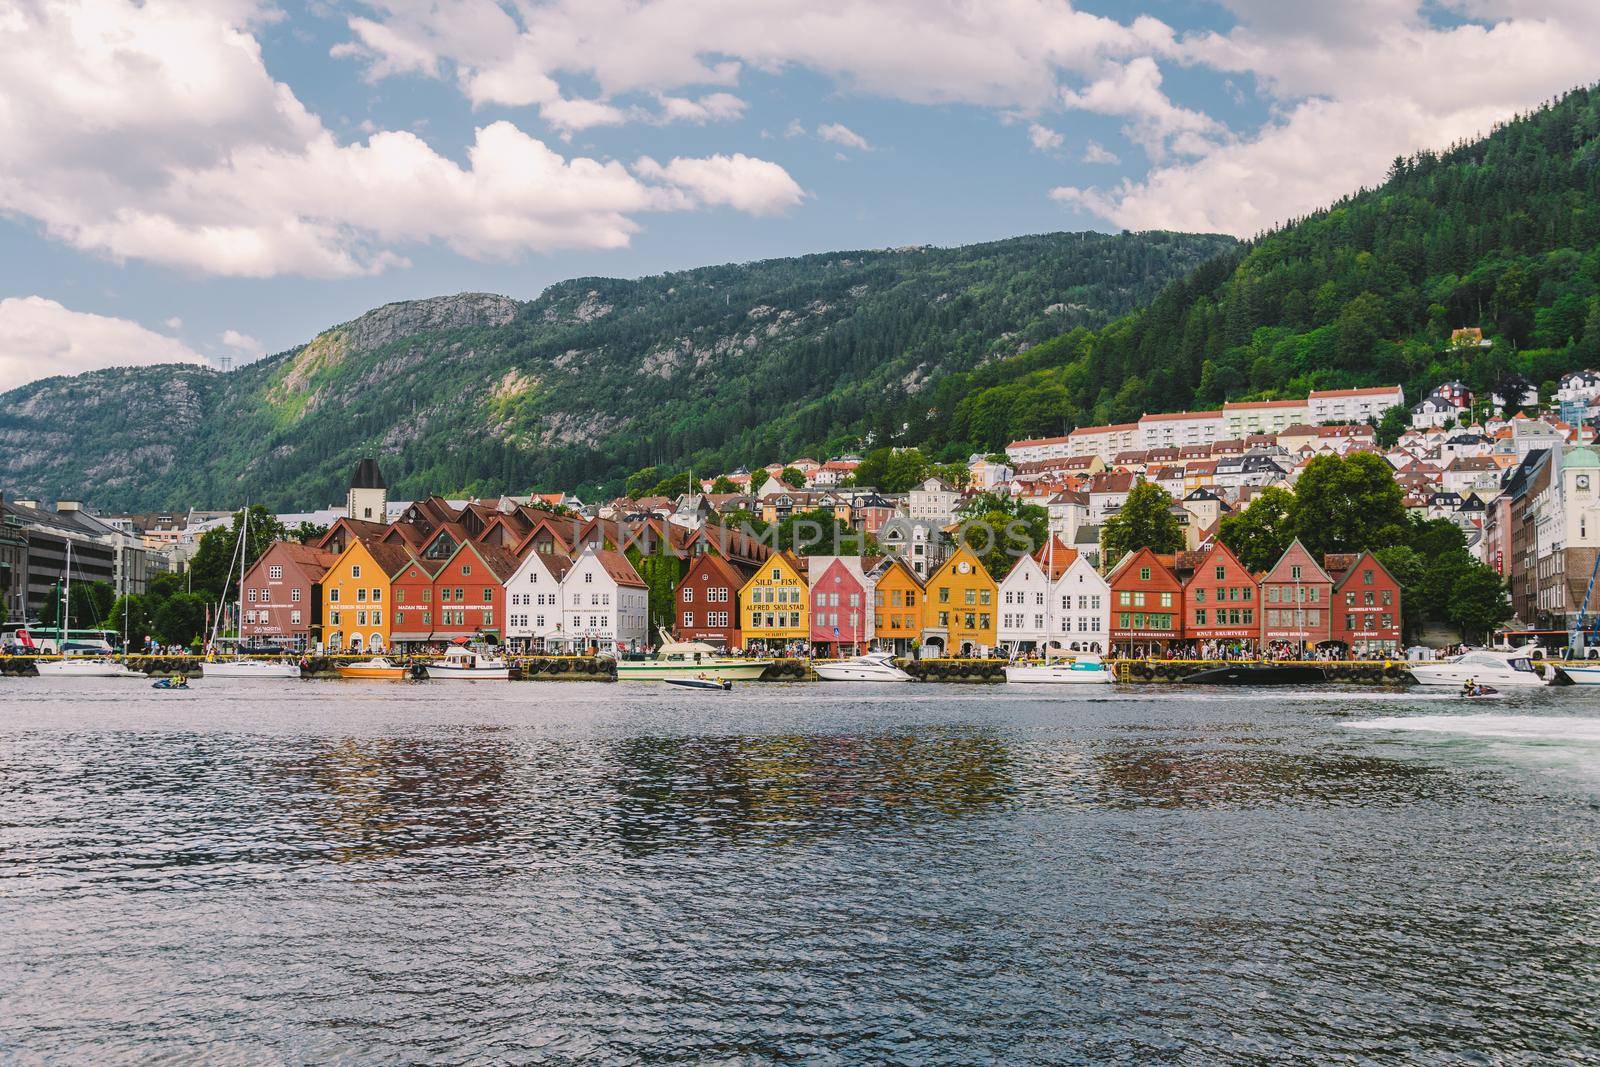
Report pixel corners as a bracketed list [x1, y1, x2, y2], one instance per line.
[2, 679, 1599, 1064]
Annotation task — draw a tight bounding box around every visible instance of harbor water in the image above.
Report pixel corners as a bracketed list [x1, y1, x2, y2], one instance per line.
[2, 679, 1598, 1063]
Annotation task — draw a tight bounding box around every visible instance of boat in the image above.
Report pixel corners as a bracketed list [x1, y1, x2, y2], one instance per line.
[1460, 683, 1502, 698]
[1407, 646, 1549, 688]
[1004, 652, 1116, 685]
[664, 676, 733, 691]
[814, 650, 911, 682]
[36, 656, 143, 678]
[201, 658, 301, 679]
[425, 643, 511, 680]
[1555, 661, 1600, 685]
[613, 629, 772, 681]
[152, 677, 190, 690]
[1182, 663, 1327, 685]
[199, 508, 302, 680]
[336, 657, 412, 680]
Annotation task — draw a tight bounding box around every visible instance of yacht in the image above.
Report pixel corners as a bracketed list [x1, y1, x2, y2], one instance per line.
[1004, 652, 1116, 685]
[1407, 646, 1549, 687]
[814, 650, 911, 682]
[614, 630, 773, 682]
[426, 645, 511, 680]
[36, 656, 144, 679]
[201, 657, 301, 680]
[336, 657, 411, 680]
[1555, 659, 1600, 685]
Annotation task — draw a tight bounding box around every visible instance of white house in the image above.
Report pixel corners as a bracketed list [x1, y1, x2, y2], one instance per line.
[1086, 471, 1137, 522]
[503, 548, 575, 651]
[997, 553, 1052, 650]
[1005, 435, 1071, 465]
[557, 548, 649, 653]
[1137, 410, 1226, 451]
[1308, 385, 1404, 424]
[1223, 399, 1308, 437]
[1067, 422, 1140, 461]
[1045, 489, 1089, 542]
[1052, 554, 1111, 653]
[907, 477, 960, 524]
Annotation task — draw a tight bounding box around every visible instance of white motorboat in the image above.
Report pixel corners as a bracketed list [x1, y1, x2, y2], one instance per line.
[663, 676, 733, 691]
[1004, 652, 1116, 685]
[813, 651, 911, 682]
[1407, 646, 1549, 688]
[201, 657, 301, 679]
[425, 645, 511, 680]
[1556, 661, 1600, 685]
[615, 630, 772, 681]
[36, 656, 144, 678]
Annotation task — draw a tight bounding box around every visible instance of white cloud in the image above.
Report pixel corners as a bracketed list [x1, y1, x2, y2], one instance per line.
[1061, 2, 1600, 234]
[1081, 140, 1119, 164]
[163, 316, 184, 330]
[1028, 123, 1063, 152]
[634, 154, 806, 214]
[0, 296, 207, 389]
[816, 122, 871, 151]
[220, 329, 265, 359]
[0, 0, 804, 278]
[1059, 57, 1223, 159]
[654, 92, 748, 124]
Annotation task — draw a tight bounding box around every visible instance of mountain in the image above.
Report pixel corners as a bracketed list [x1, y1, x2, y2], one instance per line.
[0, 231, 1235, 510]
[892, 83, 1600, 455]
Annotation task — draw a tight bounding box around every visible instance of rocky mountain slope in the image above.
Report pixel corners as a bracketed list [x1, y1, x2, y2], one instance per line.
[0, 231, 1235, 510]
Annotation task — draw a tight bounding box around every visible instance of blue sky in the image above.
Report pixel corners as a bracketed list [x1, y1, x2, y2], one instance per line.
[2, 0, 1597, 386]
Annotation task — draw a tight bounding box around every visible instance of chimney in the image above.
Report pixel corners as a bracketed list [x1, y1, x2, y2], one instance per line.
[56, 500, 82, 512]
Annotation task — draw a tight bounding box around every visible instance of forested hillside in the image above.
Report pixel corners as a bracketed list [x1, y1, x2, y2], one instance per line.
[0, 231, 1233, 510]
[888, 83, 1600, 455]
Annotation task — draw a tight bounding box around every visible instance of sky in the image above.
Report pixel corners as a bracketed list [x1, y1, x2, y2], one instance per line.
[2, 0, 1599, 387]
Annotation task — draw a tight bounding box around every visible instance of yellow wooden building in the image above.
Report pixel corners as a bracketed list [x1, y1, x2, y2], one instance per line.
[321, 537, 414, 654]
[869, 556, 924, 652]
[922, 545, 998, 655]
[737, 550, 809, 651]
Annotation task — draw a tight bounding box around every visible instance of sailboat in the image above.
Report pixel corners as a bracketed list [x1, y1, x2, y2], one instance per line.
[201, 508, 300, 680]
[1004, 535, 1115, 685]
[35, 541, 142, 678]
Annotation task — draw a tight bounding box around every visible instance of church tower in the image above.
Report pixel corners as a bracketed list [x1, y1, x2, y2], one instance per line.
[347, 458, 387, 521]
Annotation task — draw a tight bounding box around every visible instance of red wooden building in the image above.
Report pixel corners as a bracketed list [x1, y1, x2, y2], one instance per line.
[675, 551, 748, 649]
[1326, 551, 1403, 656]
[1108, 548, 1183, 654]
[1259, 539, 1334, 654]
[808, 556, 871, 655]
[241, 542, 337, 651]
[1180, 541, 1258, 649]
[390, 554, 445, 647]
[429, 541, 521, 645]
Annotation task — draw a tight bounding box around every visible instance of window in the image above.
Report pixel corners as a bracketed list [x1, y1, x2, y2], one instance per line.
[1362, 569, 1374, 585]
[683, 611, 694, 627]
[684, 588, 694, 603]
[331, 611, 341, 626]
[1139, 567, 1151, 580]
[483, 588, 493, 603]
[586, 573, 594, 584]
[939, 587, 950, 604]
[373, 610, 382, 625]
[1194, 588, 1205, 604]
[396, 589, 406, 603]
[422, 612, 431, 626]
[357, 610, 367, 626]
[351, 565, 361, 579]
[330, 589, 340, 604]
[423, 588, 431, 602]
[268, 566, 282, 581]
[247, 588, 258, 602]
[357, 588, 367, 603]
[462, 564, 472, 576]
[1195, 609, 1207, 625]
[1215, 565, 1225, 580]
[290, 610, 301, 625]
[291, 588, 301, 603]
[1291, 565, 1301, 580]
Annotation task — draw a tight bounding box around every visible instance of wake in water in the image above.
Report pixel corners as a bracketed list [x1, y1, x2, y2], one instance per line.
[1348, 714, 1600, 742]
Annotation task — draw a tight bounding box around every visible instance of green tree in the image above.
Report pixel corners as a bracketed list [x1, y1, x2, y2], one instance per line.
[778, 466, 806, 489]
[1290, 453, 1406, 557]
[103, 594, 153, 651]
[626, 542, 685, 643]
[958, 501, 1048, 580]
[1373, 545, 1425, 643]
[850, 447, 930, 493]
[152, 592, 210, 648]
[933, 462, 972, 488]
[646, 471, 697, 498]
[1374, 404, 1409, 448]
[1420, 548, 1477, 621]
[289, 521, 328, 545]
[749, 469, 771, 493]
[1218, 486, 1296, 573]
[625, 466, 663, 498]
[1447, 566, 1512, 642]
[1100, 482, 1182, 564]
[187, 506, 287, 600]
[710, 475, 738, 494]
[774, 508, 862, 555]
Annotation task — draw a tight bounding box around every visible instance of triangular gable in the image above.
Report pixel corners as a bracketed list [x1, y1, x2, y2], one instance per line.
[1261, 539, 1333, 584]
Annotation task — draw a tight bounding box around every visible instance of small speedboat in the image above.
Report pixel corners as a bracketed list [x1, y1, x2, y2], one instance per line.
[814, 651, 911, 682]
[664, 676, 733, 691]
[425, 644, 511, 680]
[336, 657, 411, 680]
[1182, 663, 1327, 685]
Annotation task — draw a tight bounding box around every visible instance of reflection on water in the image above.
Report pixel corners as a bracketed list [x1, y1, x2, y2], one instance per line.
[2, 680, 1599, 1062]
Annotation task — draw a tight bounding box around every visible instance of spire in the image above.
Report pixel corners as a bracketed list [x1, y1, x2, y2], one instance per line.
[350, 457, 386, 490]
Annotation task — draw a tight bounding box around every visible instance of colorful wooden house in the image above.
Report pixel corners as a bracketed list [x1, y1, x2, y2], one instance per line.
[1180, 541, 1258, 649]
[390, 554, 447, 647]
[1326, 551, 1402, 656]
[321, 538, 414, 653]
[503, 548, 576, 652]
[807, 556, 871, 655]
[426, 541, 522, 645]
[1259, 539, 1334, 653]
[868, 555, 923, 653]
[737, 550, 809, 652]
[1107, 548, 1182, 654]
[922, 545, 998, 656]
[675, 551, 749, 649]
[240, 541, 337, 652]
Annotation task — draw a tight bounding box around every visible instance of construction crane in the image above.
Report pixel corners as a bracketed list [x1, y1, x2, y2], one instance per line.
[1573, 552, 1600, 655]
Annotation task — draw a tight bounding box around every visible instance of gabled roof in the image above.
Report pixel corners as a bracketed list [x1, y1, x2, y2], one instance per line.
[1031, 535, 1078, 579]
[349, 457, 386, 490]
